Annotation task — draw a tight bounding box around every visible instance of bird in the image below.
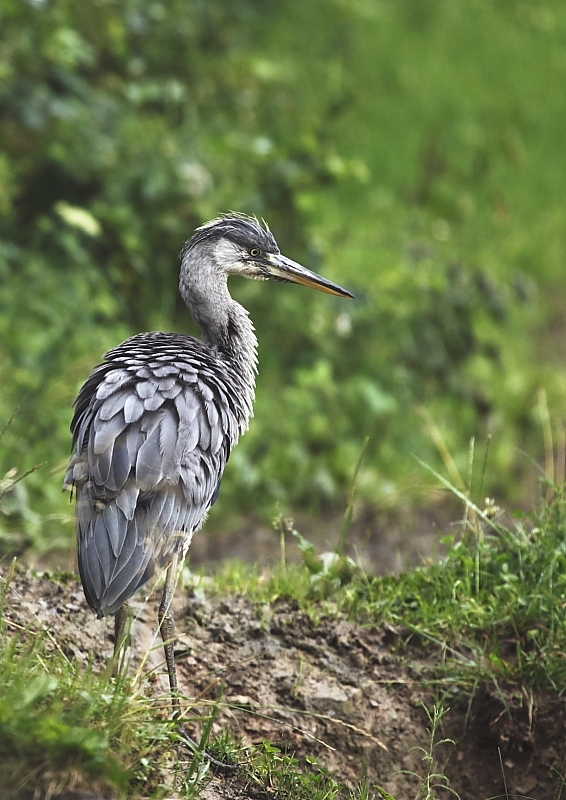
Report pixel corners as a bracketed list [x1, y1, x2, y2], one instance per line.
[64, 213, 353, 742]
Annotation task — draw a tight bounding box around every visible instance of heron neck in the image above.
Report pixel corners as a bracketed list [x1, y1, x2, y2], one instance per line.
[215, 299, 258, 388]
[179, 256, 258, 391]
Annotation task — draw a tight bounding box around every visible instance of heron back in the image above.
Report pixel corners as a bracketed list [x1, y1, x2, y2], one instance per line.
[64, 331, 254, 617]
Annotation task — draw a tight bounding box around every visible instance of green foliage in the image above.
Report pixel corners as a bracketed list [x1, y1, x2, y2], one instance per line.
[248, 742, 349, 800]
[190, 727, 382, 800]
[348, 487, 566, 690]
[1, 0, 566, 550]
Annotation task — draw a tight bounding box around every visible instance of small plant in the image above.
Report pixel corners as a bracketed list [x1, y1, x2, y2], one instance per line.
[373, 702, 458, 800]
[402, 702, 459, 800]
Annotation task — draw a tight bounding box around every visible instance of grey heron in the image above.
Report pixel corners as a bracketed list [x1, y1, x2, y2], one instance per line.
[64, 213, 352, 745]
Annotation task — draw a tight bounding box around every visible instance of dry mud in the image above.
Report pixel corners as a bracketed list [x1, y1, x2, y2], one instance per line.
[3, 569, 565, 799]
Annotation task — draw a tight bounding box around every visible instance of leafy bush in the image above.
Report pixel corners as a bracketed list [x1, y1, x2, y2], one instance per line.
[1, 0, 565, 551]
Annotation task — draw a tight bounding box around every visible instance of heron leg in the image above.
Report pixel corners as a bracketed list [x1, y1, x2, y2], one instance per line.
[112, 601, 130, 675]
[157, 556, 236, 771]
[157, 555, 181, 716]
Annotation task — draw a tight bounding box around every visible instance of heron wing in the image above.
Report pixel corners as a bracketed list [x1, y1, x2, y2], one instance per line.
[65, 343, 240, 617]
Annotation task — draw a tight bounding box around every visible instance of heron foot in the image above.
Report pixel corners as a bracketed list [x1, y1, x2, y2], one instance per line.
[177, 721, 237, 772]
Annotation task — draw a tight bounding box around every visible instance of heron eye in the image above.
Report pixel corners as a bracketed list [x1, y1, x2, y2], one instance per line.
[249, 248, 261, 257]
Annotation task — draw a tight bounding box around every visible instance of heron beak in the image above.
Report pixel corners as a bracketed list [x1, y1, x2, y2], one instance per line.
[263, 253, 354, 298]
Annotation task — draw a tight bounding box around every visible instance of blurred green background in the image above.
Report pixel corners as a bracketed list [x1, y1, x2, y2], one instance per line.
[1, 0, 565, 560]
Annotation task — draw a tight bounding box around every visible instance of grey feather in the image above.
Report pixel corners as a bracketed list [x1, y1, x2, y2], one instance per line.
[93, 440, 115, 486]
[159, 385, 182, 400]
[135, 367, 153, 380]
[93, 412, 128, 455]
[80, 531, 104, 607]
[102, 502, 122, 558]
[104, 521, 153, 612]
[143, 393, 166, 412]
[158, 412, 178, 473]
[156, 377, 177, 391]
[135, 424, 165, 489]
[197, 410, 211, 451]
[205, 401, 223, 453]
[110, 519, 140, 580]
[123, 394, 145, 424]
[177, 419, 199, 455]
[115, 482, 139, 520]
[105, 439, 131, 493]
[96, 372, 130, 400]
[98, 390, 131, 421]
[136, 381, 157, 400]
[153, 365, 179, 377]
[174, 391, 199, 423]
[93, 512, 113, 585]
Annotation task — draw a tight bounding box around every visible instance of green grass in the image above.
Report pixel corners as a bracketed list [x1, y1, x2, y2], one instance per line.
[0, 560, 189, 798]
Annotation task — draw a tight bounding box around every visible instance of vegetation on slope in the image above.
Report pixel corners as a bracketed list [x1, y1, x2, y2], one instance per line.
[3, 482, 566, 797]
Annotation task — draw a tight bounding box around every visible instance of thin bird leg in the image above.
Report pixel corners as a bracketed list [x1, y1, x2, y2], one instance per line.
[157, 555, 181, 716]
[112, 601, 130, 675]
[157, 556, 236, 771]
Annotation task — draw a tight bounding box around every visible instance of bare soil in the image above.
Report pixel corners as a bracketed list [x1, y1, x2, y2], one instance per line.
[3, 568, 565, 799]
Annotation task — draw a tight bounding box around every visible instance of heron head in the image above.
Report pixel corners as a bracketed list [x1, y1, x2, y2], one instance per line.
[184, 214, 353, 299]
